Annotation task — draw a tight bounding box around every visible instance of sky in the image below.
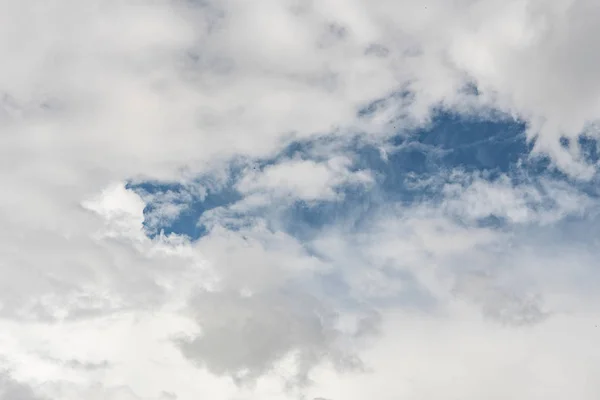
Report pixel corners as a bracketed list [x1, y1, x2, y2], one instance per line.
[2, 0, 600, 399]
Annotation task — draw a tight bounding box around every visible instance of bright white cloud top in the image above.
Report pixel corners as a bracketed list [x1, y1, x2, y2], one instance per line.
[1, 0, 600, 399]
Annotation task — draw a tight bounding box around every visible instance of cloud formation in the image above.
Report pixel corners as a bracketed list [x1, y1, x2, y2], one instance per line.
[2, 0, 600, 399]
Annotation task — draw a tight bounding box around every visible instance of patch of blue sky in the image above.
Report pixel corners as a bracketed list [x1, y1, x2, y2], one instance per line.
[129, 109, 600, 241]
[126, 173, 243, 239]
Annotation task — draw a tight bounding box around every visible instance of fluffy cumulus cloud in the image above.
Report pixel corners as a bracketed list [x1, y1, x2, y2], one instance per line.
[3, 0, 600, 399]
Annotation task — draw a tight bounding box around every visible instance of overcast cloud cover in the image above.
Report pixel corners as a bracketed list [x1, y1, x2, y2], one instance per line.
[2, 0, 600, 398]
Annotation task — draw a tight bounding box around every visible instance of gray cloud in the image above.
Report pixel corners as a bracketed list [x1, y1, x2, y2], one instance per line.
[0, 374, 46, 400]
[176, 288, 361, 387]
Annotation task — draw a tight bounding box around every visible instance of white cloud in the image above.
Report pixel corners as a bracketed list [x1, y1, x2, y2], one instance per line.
[305, 309, 600, 400]
[441, 173, 594, 224]
[236, 157, 373, 203]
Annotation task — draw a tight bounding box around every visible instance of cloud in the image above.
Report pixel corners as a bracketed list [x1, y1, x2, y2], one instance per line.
[440, 172, 594, 225]
[0, 374, 46, 400]
[176, 288, 351, 386]
[305, 309, 600, 400]
[236, 157, 373, 203]
[2, 0, 600, 399]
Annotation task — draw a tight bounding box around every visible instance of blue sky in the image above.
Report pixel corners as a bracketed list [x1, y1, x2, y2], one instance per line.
[3, 1, 600, 399]
[130, 111, 591, 240]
